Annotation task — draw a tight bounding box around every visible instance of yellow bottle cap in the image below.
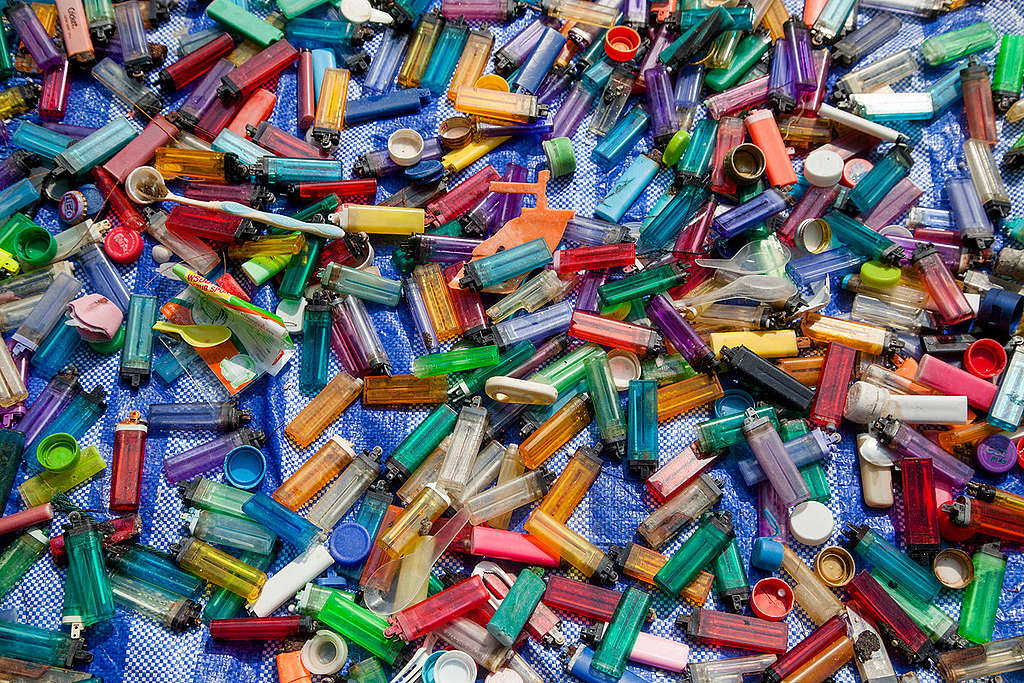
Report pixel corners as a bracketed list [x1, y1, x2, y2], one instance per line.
[474, 74, 509, 92]
[860, 260, 901, 288]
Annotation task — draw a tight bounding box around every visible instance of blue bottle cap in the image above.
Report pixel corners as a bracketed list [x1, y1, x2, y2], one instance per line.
[421, 651, 447, 683]
[978, 288, 1024, 339]
[751, 537, 784, 571]
[405, 159, 444, 184]
[714, 389, 755, 418]
[328, 522, 371, 566]
[223, 445, 266, 490]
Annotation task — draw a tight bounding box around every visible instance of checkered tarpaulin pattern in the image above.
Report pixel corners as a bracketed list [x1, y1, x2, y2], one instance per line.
[4, 0, 1024, 680]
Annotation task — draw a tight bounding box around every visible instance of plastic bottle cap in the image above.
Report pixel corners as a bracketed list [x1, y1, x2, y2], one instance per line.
[795, 218, 831, 254]
[750, 577, 794, 621]
[932, 548, 974, 589]
[803, 149, 844, 187]
[1018, 438, 1024, 471]
[713, 389, 755, 418]
[328, 521, 372, 565]
[89, 324, 125, 354]
[963, 338, 1007, 378]
[14, 225, 56, 267]
[723, 143, 766, 185]
[300, 630, 348, 675]
[421, 651, 448, 683]
[388, 129, 425, 167]
[814, 546, 856, 587]
[604, 26, 641, 62]
[751, 537, 784, 570]
[223, 445, 266, 490]
[36, 433, 81, 472]
[439, 116, 475, 149]
[859, 260, 901, 288]
[542, 137, 575, 178]
[475, 74, 510, 92]
[976, 434, 1017, 474]
[104, 226, 144, 264]
[841, 158, 873, 186]
[430, 651, 477, 683]
[662, 130, 691, 167]
[606, 350, 641, 391]
[788, 501, 833, 546]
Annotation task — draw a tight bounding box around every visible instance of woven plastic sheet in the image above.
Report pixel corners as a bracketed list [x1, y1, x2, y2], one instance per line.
[5, 0, 1024, 680]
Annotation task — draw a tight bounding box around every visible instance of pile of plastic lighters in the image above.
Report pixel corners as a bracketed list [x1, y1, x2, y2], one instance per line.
[2, 0, 1024, 677]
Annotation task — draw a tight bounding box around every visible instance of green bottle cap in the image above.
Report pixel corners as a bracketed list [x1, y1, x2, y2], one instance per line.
[860, 260, 901, 288]
[542, 137, 576, 178]
[662, 129, 691, 166]
[36, 433, 81, 472]
[89, 325, 125, 354]
[14, 225, 56, 267]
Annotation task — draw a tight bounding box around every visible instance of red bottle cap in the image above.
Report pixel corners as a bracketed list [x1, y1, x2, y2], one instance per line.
[605, 26, 641, 62]
[104, 226, 143, 264]
[963, 338, 1006, 378]
[841, 158, 873, 187]
[750, 577, 794, 621]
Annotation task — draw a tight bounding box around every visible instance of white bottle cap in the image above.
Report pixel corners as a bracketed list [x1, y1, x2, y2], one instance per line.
[432, 651, 478, 683]
[803, 149, 844, 187]
[607, 349, 641, 391]
[789, 500, 834, 546]
[388, 129, 425, 166]
[301, 630, 348, 675]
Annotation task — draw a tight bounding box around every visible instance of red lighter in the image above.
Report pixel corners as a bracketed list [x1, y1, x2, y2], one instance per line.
[110, 411, 148, 512]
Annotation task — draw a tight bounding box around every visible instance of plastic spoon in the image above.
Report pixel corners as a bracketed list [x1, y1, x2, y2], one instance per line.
[125, 166, 343, 239]
[152, 322, 232, 348]
[677, 274, 798, 308]
[695, 240, 791, 274]
[363, 507, 470, 616]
